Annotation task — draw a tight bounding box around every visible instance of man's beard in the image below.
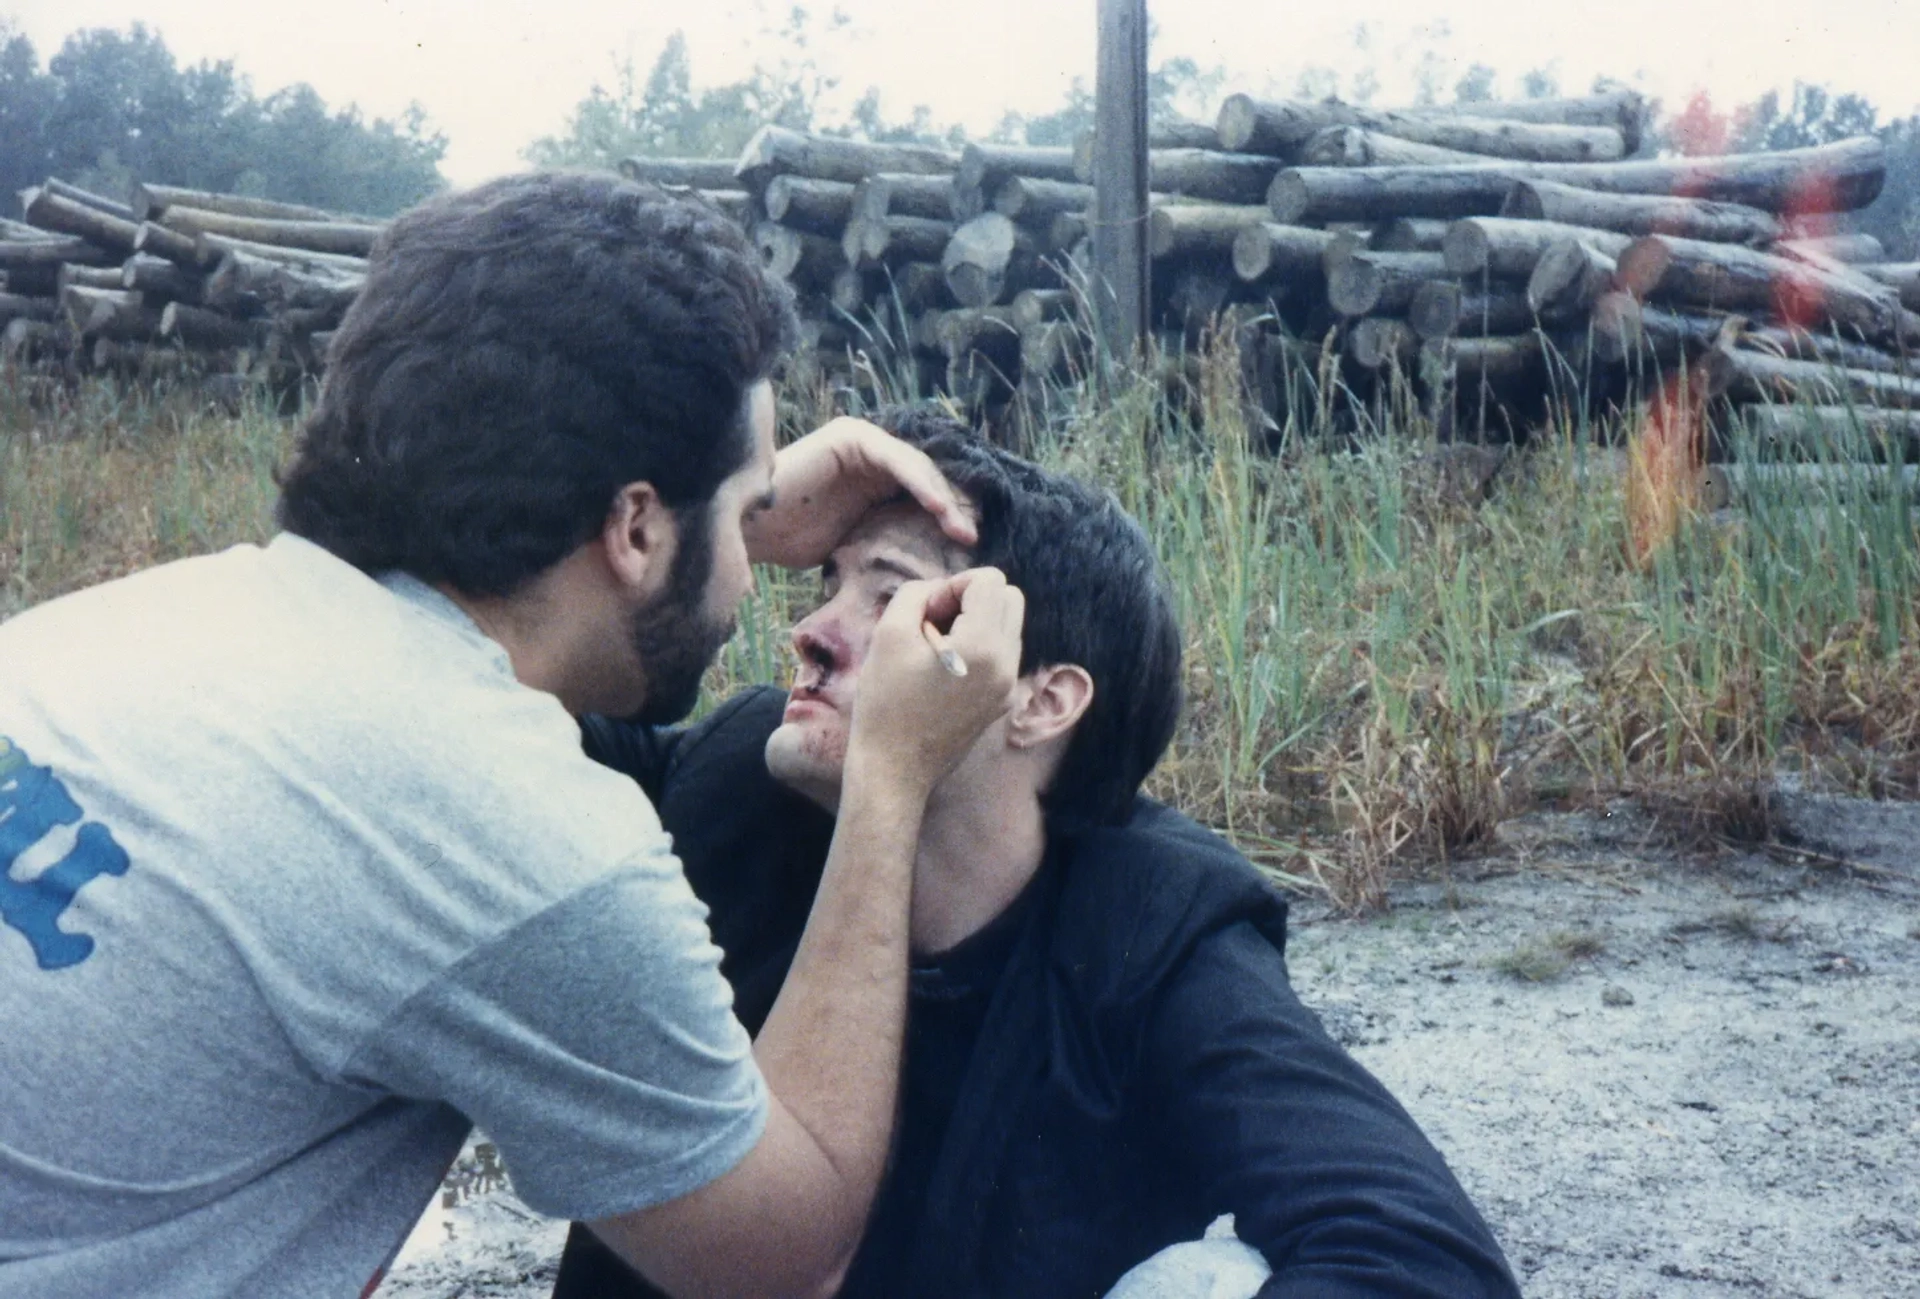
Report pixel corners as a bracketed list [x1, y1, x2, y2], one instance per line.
[625, 506, 737, 725]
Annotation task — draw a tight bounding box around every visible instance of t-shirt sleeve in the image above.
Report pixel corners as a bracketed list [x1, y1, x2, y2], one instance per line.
[339, 855, 768, 1222]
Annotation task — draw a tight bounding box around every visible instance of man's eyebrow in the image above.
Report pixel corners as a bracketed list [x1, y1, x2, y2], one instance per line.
[861, 553, 935, 582]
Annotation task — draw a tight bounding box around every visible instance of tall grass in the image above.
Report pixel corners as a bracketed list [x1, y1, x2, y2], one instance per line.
[0, 371, 285, 617]
[4, 344, 1916, 910]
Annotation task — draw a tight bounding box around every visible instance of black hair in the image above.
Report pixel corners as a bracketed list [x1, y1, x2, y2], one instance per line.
[871, 406, 1184, 826]
[278, 172, 797, 596]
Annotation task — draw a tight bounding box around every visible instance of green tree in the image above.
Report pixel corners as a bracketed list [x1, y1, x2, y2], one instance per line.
[0, 23, 444, 215]
[1346, 23, 1381, 106]
[1294, 65, 1341, 102]
[1664, 81, 1917, 259]
[1453, 63, 1498, 105]
[1732, 82, 1879, 152]
[528, 8, 869, 167]
[526, 32, 795, 167]
[0, 22, 55, 203]
[1009, 80, 1093, 147]
[840, 89, 954, 147]
[1408, 20, 1454, 107]
[1663, 89, 1735, 157]
[990, 57, 1226, 149]
[1149, 56, 1225, 127]
[1520, 66, 1561, 100]
[44, 25, 197, 193]
[248, 86, 445, 215]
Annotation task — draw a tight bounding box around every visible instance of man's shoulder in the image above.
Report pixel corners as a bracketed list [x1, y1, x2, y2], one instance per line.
[1058, 799, 1279, 908]
[1046, 801, 1289, 1002]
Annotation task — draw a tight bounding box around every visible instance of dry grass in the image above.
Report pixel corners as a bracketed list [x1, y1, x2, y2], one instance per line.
[5, 337, 1918, 915]
[0, 370, 286, 618]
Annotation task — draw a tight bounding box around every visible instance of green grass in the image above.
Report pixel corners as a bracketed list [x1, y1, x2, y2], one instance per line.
[1492, 929, 1608, 983]
[5, 339, 1918, 912]
[0, 370, 286, 616]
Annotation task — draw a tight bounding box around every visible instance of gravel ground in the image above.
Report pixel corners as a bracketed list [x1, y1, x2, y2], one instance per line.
[380, 796, 1920, 1299]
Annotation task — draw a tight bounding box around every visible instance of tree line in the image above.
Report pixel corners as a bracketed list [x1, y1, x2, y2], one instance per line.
[0, 21, 445, 217]
[1664, 83, 1920, 258]
[7, 15, 1916, 258]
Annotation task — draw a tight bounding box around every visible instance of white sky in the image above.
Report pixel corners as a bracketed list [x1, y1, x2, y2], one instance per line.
[8, 1, 1918, 185]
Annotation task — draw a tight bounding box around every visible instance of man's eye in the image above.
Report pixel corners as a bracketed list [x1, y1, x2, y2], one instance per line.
[875, 587, 901, 608]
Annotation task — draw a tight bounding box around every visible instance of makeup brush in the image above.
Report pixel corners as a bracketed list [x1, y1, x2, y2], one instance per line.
[921, 621, 967, 677]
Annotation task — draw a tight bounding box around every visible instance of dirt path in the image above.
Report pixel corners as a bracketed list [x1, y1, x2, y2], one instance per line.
[381, 798, 1920, 1299]
[1291, 798, 1920, 1299]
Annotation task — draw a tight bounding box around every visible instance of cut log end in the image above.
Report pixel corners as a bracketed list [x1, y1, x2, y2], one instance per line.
[1442, 222, 1493, 278]
[1409, 281, 1463, 340]
[1527, 238, 1617, 316]
[1613, 237, 1674, 301]
[1215, 95, 1263, 154]
[1348, 317, 1420, 370]
[1266, 172, 1312, 224]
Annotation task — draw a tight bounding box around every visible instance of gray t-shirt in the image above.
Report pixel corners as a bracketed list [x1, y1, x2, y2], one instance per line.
[0, 534, 767, 1299]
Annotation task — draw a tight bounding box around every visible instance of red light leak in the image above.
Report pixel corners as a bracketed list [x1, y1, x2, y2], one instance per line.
[1775, 170, 1842, 329]
[1627, 372, 1708, 567]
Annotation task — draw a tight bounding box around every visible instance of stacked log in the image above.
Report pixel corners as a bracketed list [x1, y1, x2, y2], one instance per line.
[10, 100, 1913, 462]
[729, 127, 1087, 411]
[618, 114, 1918, 444]
[3, 178, 374, 386]
[723, 121, 1317, 415]
[1173, 85, 1910, 448]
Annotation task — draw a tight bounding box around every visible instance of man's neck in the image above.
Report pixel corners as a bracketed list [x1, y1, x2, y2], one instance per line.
[908, 775, 1048, 957]
[437, 550, 632, 717]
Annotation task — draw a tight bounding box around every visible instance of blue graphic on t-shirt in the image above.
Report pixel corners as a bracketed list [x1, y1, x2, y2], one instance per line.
[0, 736, 130, 970]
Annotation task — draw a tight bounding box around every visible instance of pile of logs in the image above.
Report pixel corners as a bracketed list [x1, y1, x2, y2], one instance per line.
[1203, 91, 1918, 451]
[1, 178, 372, 389]
[9, 90, 1916, 467]
[624, 93, 1916, 457]
[625, 129, 1101, 411]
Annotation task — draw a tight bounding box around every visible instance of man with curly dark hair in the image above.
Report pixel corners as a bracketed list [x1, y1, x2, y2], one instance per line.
[553, 407, 1519, 1299]
[0, 175, 1024, 1299]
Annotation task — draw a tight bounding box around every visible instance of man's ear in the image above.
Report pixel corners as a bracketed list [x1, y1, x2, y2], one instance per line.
[602, 481, 678, 600]
[1008, 664, 1094, 750]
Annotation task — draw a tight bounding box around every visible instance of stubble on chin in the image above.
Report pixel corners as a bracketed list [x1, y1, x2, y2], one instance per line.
[765, 720, 846, 811]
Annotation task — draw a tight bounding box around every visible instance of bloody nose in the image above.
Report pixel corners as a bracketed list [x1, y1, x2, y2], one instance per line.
[791, 616, 844, 676]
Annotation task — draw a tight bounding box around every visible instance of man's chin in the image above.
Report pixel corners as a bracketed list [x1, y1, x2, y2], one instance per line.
[764, 720, 845, 811]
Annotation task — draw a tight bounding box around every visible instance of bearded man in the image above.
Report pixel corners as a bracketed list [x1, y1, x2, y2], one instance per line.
[0, 177, 1023, 1299]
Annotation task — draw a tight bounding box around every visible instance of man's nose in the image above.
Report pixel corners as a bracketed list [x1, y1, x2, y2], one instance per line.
[791, 609, 841, 669]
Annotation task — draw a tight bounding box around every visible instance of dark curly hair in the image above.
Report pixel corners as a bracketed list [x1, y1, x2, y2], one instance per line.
[870, 406, 1184, 827]
[278, 172, 798, 596]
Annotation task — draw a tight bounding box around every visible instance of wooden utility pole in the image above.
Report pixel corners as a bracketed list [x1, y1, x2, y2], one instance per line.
[1091, 0, 1149, 358]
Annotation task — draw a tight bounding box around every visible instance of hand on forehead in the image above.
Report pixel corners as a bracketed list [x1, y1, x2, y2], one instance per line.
[833, 497, 975, 577]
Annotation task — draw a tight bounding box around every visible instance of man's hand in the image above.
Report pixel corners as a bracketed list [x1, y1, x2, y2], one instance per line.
[846, 567, 1025, 796]
[743, 417, 979, 569]
[593, 570, 1021, 1299]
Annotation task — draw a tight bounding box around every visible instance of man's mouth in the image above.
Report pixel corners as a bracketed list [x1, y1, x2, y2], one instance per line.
[783, 694, 829, 722]
[785, 671, 839, 721]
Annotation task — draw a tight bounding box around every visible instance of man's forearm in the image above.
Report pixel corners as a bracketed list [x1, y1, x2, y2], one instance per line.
[600, 567, 1016, 1295]
[750, 754, 925, 1253]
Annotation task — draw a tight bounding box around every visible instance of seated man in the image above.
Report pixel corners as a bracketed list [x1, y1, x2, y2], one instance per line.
[552, 409, 1518, 1299]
